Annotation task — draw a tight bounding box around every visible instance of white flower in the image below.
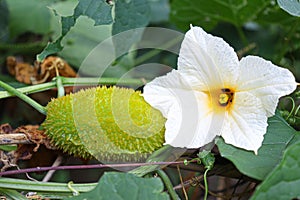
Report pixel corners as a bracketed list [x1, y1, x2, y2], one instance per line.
[143, 26, 297, 154]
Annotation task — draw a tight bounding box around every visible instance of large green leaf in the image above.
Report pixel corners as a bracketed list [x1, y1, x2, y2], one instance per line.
[170, 0, 270, 30]
[251, 141, 300, 200]
[277, 0, 300, 17]
[47, 0, 111, 69]
[216, 112, 298, 180]
[69, 172, 170, 200]
[37, 0, 113, 61]
[60, 0, 112, 36]
[112, 0, 150, 57]
[58, 17, 111, 69]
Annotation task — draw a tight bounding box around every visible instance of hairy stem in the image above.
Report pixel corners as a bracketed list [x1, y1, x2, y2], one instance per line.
[0, 77, 147, 99]
[0, 80, 47, 115]
[0, 82, 56, 99]
[55, 76, 65, 97]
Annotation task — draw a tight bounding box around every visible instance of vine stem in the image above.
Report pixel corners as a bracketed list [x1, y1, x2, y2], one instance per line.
[55, 76, 65, 97]
[0, 177, 96, 193]
[0, 80, 47, 115]
[0, 161, 185, 176]
[203, 168, 210, 200]
[0, 188, 27, 200]
[0, 77, 147, 99]
[177, 165, 188, 199]
[0, 81, 56, 99]
[285, 96, 295, 120]
[0, 77, 148, 115]
[156, 170, 179, 200]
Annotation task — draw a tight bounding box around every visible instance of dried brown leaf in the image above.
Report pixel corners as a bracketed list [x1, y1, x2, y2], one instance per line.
[6, 56, 77, 85]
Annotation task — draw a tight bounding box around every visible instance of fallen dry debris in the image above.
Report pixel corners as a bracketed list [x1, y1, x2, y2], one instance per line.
[14, 125, 55, 152]
[0, 133, 31, 145]
[6, 56, 77, 85]
[0, 123, 13, 134]
[6, 56, 37, 85]
[0, 124, 55, 171]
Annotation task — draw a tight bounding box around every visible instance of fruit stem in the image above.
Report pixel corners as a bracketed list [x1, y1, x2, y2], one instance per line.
[0, 80, 47, 115]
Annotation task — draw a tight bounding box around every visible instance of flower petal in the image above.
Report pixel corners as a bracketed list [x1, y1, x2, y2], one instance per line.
[178, 26, 239, 88]
[143, 70, 196, 118]
[162, 93, 216, 148]
[143, 70, 223, 148]
[237, 56, 297, 116]
[221, 91, 268, 154]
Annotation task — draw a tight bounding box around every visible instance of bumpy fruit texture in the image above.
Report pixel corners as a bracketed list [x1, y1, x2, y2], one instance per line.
[42, 86, 166, 161]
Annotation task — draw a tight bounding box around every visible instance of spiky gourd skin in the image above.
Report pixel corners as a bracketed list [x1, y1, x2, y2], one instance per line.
[42, 86, 166, 161]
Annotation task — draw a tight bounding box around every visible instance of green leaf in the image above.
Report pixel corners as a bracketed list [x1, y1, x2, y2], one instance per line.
[170, 0, 270, 31]
[37, 37, 64, 62]
[69, 172, 170, 200]
[58, 17, 112, 69]
[251, 140, 300, 200]
[112, 0, 150, 57]
[61, 0, 112, 35]
[47, 0, 111, 69]
[277, 0, 300, 17]
[6, 0, 52, 38]
[198, 150, 215, 170]
[37, 0, 113, 61]
[216, 112, 298, 180]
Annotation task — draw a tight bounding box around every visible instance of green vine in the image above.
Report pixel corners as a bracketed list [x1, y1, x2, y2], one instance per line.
[0, 77, 147, 99]
[0, 77, 148, 115]
[0, 80, 47, 115]
[156, 170, 179, 200]
[0, 177, 96, 199]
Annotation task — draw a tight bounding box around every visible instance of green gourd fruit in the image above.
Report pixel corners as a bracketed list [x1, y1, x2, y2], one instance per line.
[42, 86, 166, 161]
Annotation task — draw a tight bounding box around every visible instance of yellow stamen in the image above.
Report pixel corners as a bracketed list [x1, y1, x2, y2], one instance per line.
[219, 93, 229, 106]
[218, 88, 234, 109]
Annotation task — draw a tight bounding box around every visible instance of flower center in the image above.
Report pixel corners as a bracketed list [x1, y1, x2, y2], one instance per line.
[218, 88, 234, 107]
